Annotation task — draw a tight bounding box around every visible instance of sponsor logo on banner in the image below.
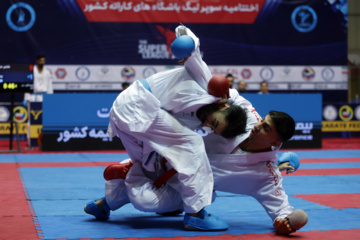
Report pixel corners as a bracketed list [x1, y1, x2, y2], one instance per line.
[322, 121, 360, 132]
[0, 123, 27, 134]
[241, 68, 252, 79]
[98, 66, 112, 79]
[0, 106, 10, 122]
[138, 40, 170, 59]
[57, 126, 112, 142]
[30, 125, 42, 138]
[355, 105, 360, 120]
[211, 68, 240, 79]
[79, 0, 265, 24]
[30, 110, 42, 121]
[339, 105, 353, 121]
[282, 67, 291, 77]
[55, 68, 67, 79]
[260, 67, 273, 81]
[76, 66, 91, 81]
[295, 122, 313, 134]
[322, 67, 335, 82]
[323, 105, 337, 121]
[143, 67, 157, 78]
[291, 5, 317, 33]
[13, 106, 27, 123]
[302, 67, 315, 80]
[121, 67, 136, 81]
[6, 2, 36, 32]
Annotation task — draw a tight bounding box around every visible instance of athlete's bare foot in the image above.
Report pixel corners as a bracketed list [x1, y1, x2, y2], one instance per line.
[273, 218, 296, 235]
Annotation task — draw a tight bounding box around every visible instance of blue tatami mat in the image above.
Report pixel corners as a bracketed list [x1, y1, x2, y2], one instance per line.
[0, 153, 130, 163]
[19, 163, 360, 239]
[287, 150, 360, 159]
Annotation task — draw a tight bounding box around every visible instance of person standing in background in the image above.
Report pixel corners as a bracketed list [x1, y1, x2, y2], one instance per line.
[23, 54, 53, 105]
[33, 54, 53, 94]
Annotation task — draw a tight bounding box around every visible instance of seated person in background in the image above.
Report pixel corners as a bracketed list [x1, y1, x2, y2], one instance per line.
[121, 82, 130, 91]
[238, 80, 247, 93]
[258, 80, 269, 94]
[225, 73, 235, 89]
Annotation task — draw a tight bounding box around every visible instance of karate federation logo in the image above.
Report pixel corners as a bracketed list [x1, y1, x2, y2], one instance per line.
[6, 2, 36, 32]
[121, 67, 136, 81]
[339, 105, 353, 121]
[13, 106, 27, 123]
[291, 5, 317, 33]
[302, 67, 315, 81]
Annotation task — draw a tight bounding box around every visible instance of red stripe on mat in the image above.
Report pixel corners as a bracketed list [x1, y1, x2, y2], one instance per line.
[16, 163, 360, 177]
[0, 163, 38, 239]
[17, 162, 115, 168]
[50, 229, 360, 240]
[293, 193, 360, 209]
[301, 158, 360, 163]
[282, 168, 360, 176]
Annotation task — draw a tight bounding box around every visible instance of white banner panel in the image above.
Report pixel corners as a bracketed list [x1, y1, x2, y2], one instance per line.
[48, 65, 348, 91]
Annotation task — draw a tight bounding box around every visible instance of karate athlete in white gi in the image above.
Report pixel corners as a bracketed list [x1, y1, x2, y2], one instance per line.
[84, 25, 247, 231]
[90, 25, 307, 234]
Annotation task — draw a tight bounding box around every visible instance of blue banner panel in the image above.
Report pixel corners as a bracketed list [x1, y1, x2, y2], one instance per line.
[0, 0, 347, 65]
[42, 93, 118, 128]
[241, 93, 323, 122]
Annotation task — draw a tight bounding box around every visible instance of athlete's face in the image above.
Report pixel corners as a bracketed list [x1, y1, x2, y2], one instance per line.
[248, 114, 281, 149]
[198, 104, 230, 136]
[36, 57, 46, 68]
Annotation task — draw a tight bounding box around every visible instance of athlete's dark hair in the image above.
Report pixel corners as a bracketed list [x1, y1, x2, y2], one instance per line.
[221, 105, 247, 138]
[37, 54, 45, 60]
[269, 110, 295, 142]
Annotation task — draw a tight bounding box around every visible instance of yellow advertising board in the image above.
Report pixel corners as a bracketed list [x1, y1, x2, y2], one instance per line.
[322, 121, 360, 132]
[0, 123, 28, 134]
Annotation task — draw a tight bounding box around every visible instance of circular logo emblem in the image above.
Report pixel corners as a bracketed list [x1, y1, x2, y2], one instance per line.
[0, 106, 10, 122]
[6, 2, 36, 32]
[13, 106, 27, 123]
[322, 67, 335, 82]
[354, 105, 360, 120]
[121, 67, 136, 81]
[260, 67, 274, 81]
[291, 5, 317, 33]
[339, 105, 353, 121]
[75, 66, 90, 81]
[241, 68, 252, 79]
[142, 67, 157, 78]
[302, 67, 315, 80]
[323, 105, 337, 121]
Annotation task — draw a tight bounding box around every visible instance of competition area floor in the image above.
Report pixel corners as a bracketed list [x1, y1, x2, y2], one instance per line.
[1, 138, 360, 240]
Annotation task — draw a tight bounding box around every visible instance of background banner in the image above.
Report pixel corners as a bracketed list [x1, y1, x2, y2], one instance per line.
[1, 0, 347, 65]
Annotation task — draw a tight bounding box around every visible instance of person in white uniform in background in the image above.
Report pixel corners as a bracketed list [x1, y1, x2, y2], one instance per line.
[33, 54, 53, 94]
[23, 54, 53, 105]
[91, 25, 308, 235]
[84, 25, 247, 231]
